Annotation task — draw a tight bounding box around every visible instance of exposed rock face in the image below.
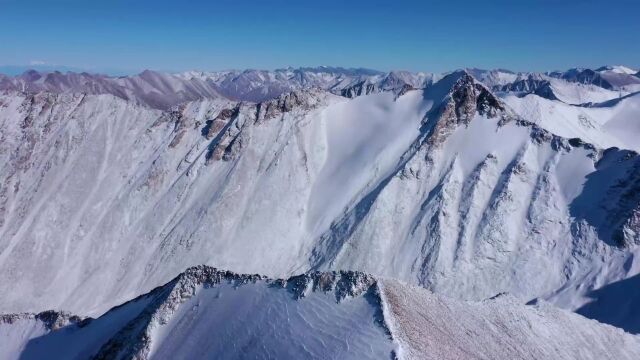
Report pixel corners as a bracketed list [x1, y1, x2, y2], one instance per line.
[255, 89, 327, 123]
[284, 270, 377, 301]
[499, 75, 548, 92]
[0, 310, 86, 331]
[204, 107, 237, 139]
[499, 76, 560, 101]
[603, 151, 640, 247]
[427, 72, 507, 145]
[340, 81, 379, 98]
[202, 89, 329, 164]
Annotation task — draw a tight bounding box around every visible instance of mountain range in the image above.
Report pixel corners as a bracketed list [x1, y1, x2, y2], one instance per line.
[1, 64, 639, 358]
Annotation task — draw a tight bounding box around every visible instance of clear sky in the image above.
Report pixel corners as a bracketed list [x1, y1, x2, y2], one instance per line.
[1, 0, 639, 74]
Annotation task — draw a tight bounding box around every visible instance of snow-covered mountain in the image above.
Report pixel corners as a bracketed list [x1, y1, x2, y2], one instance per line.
[177, 67, 437, 102]
[2, 64, 637, 108]
[469, 67, 639, 102]
[470, 66, 640, 150]
[1, 64, 640, 356]
[0, 67, 435, 109]
[0, 70, 224, 110]
[501, 90, 640, 151]
[3, 266, 639, 360]
[549, 66, 640, 90]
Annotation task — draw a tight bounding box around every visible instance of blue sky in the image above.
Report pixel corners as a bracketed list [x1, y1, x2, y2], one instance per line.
[1, 0, 639, 74]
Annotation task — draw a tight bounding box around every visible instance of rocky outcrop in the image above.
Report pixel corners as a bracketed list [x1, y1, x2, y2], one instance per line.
[608, 153, 640, 247]
[0, 310, 88, 330]
[204, 107, 238, 139]
[283, 270, 377, 301]
[427, 72, 507, 145]
[340, 81, 379, 98]
[255, 89, 326, 123]
[203, 89, 328, 164]
[499, 76, 560, 101]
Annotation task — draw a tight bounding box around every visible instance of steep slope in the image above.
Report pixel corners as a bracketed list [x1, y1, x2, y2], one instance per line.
[501, 91, 640, 151]
[379, 279, 640, 360]
[3, 266, 639, 360]
[311, 72, 640, 312]
[1, 71, 640, 336]
[0, 86, 439, 315]
[0, 267, 395, 360]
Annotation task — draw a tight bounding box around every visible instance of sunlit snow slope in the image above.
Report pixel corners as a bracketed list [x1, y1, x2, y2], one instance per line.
[2, 266, 639, 360]
[1, 70, 639, 335]
[501, 91, 640, 151]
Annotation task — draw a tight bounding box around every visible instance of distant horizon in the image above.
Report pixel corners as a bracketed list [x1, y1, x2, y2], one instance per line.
[1, 63, 638, 77]
[2, 0, 639, 75]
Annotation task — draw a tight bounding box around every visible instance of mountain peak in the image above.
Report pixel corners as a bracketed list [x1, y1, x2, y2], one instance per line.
[4, 265, 640, 360]
[19, 69, 43, 81]
[595, 65, 638, 74]
[421, 70, 510, 147]
[439, 69, 506, 120]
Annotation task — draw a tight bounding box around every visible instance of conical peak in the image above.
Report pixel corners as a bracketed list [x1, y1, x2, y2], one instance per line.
[439, 69, 505, 121]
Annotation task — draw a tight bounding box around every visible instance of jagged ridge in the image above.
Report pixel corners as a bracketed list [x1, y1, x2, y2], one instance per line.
[2, 265, 640, 360]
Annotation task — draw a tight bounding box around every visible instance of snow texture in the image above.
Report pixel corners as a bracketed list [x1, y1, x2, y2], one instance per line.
[0, 66, 640, 340]
[3, 266, 640, 360]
